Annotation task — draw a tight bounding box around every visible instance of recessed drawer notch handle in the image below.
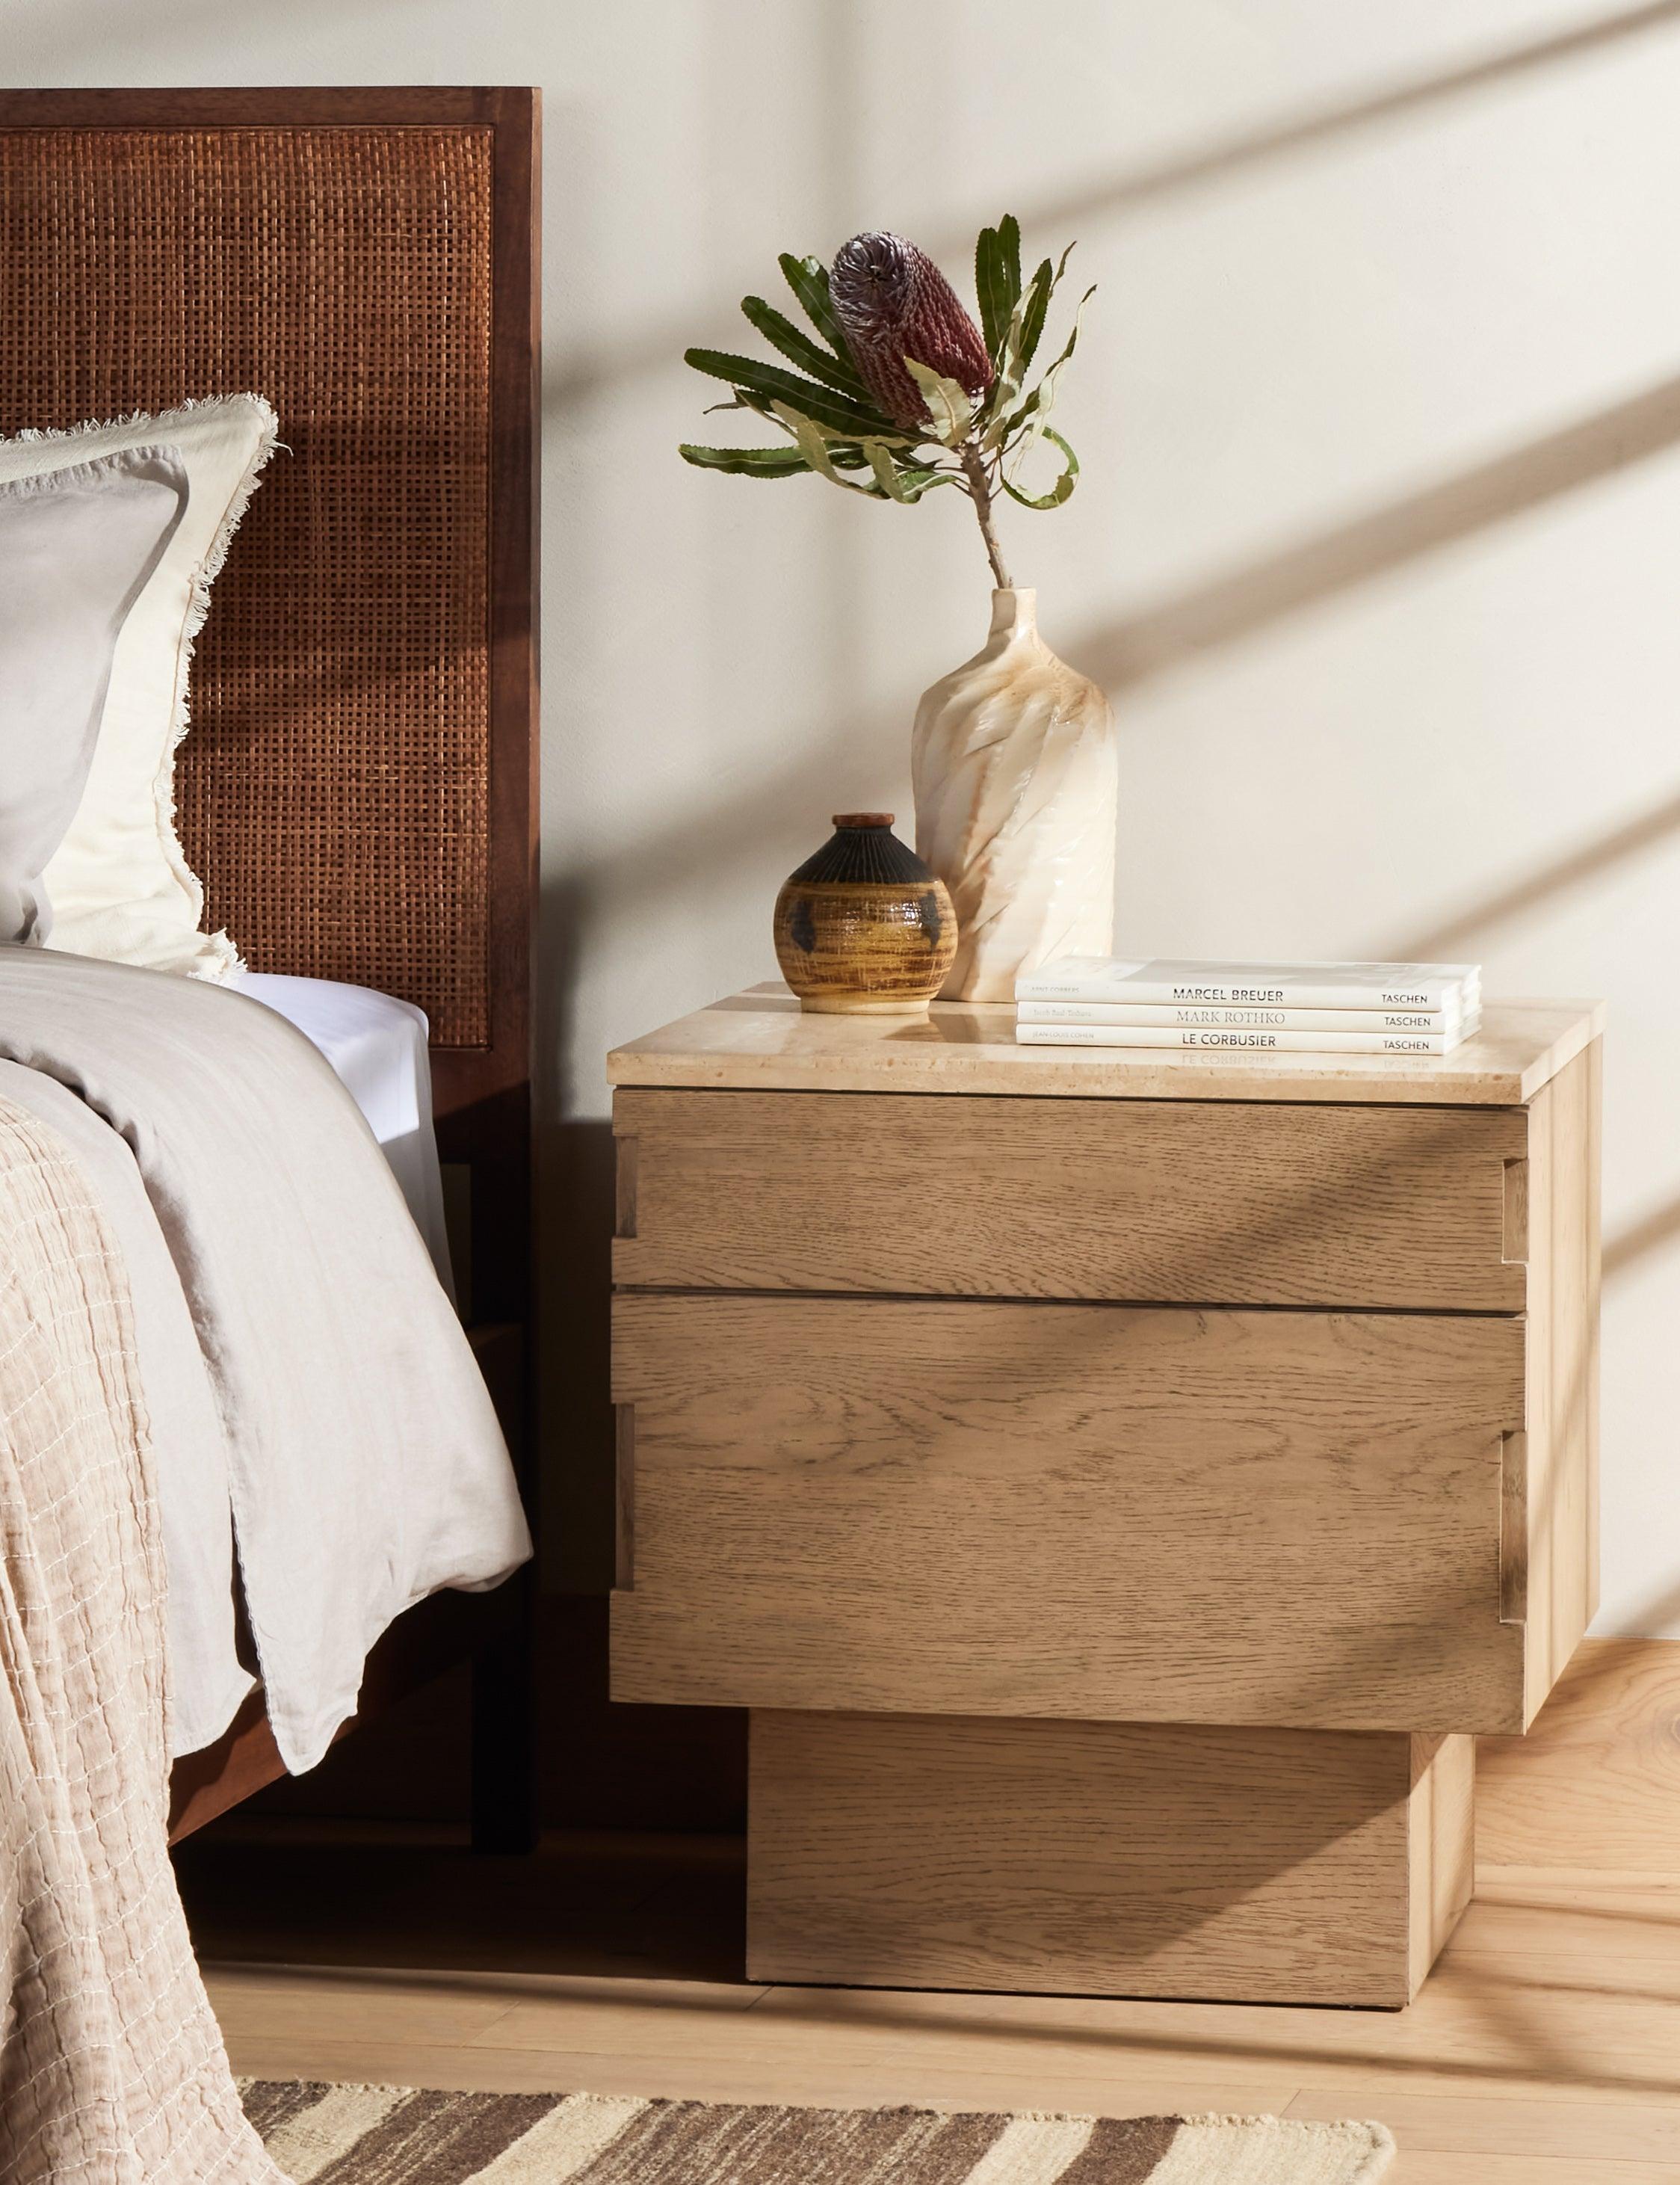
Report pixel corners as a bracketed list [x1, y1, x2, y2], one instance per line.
[1500, 1428, 1528, 1624]
[1502, 1159, 1528, 1266]
[616, 1403, 636, 1590]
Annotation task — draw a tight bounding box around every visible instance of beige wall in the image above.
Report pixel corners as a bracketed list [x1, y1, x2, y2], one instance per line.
[11, 0, 1680, 1633]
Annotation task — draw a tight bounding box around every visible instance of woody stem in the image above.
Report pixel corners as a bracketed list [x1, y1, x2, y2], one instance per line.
[959, 439, 1014, 589]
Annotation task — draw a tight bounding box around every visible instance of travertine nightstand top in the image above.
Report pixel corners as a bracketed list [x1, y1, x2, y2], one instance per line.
[608, 983, 1605, 1107]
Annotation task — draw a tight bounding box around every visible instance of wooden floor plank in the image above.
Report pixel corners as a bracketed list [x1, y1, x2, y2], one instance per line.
[208, 2025, 1303, 2122]
[1478, 1639, 1680, 1871]
[1286, 2088, 1680, 2165]
[205, 1967, 520, 2048]
[1479, 1866, 1680, 1900]
[1462, 1873, 1680, 1966]
[183, 1641, 1680, 2166]
[203, 1936, 1680, 2116]
[1392, 2160, 1680, 2184]
[731, 1967, 1680, 2109]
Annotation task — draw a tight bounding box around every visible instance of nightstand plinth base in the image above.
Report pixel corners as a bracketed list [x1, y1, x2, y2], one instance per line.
[747, 1710, 1473, 2009]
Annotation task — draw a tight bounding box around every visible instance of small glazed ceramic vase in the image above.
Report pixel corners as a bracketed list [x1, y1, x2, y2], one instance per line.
[912, 588, 1117, 1001]
[773, 813, 958, 1015]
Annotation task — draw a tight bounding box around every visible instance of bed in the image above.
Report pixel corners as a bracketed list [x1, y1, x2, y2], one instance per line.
[0, 87, 541, 1851]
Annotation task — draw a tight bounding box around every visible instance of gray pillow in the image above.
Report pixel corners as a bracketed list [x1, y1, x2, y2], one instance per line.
[0, 448, 187, 945]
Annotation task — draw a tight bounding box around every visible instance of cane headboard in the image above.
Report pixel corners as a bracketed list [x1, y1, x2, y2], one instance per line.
[0, 86, 538, 1319]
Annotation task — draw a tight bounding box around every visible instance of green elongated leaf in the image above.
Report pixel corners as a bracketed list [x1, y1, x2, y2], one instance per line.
[685, 347, 896, 437]
[778, 253, 857, 363]
[732, 389, 907, 463]
[819, 442, 876, 469]
[904, 357, 973, 446]
[741, 295, 872, 398]
[862, 437, 913, 502]
[736, 372, 928, 455]
[974, 213, 1022, 363]
[990, 278, 1096, 454]
[900, 466, 963, 501]
[1020, 283, 1096, 441]
[856, 438, 960, 502]
[1016, 256, 1055, 373]
[981, 256, 1054, 446]
[679, 442, 812, 477]
[770, 403, 889, 496]
[1000, 424, 1079, 508]
[988, 380, 1042, 447]
[771, 401, 841, 476]
[980, 382, 1021, 452]
[1008, 244, 1077, 383]
[999, 214, 1022, 297]
[978, 259, 1040, 448]
[763, 398, 862, 445]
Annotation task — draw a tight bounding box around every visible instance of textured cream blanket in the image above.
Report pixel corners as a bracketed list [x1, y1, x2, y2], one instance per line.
[0, 1097, 284, 2182]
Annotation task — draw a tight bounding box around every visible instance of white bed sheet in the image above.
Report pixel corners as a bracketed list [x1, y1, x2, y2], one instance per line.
[236, 972, 455, 1300]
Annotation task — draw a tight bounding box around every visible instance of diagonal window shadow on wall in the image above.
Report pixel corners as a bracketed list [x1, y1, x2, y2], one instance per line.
[1397, 790, 1680, 964]
[546, 1, 1680, 413]
[1063, 373, 1680, 695]
[940, 1, 1680, 251]
[558, 371, 1680, 931]
[1605, 1198, 1680, 1282]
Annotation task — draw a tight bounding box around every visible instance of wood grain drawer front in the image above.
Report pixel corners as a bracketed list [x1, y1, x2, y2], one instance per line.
[612, 1293, 1531, 1733]
[613, 1088, 1529, 1310]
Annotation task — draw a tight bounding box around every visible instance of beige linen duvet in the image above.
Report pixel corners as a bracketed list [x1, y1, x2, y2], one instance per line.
[0, 946, 531, 1772]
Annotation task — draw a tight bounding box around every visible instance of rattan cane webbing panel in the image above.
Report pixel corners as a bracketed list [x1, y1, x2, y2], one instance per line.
[0, 126, 493, 1046]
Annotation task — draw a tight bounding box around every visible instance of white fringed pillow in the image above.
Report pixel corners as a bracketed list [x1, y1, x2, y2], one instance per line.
[0, 395, 277, 980]
[0, 450, 188, 946]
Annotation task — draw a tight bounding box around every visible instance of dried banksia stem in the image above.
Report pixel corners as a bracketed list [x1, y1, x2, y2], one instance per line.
[830, 232, 994, 430]
[681, 211, 1090, 597]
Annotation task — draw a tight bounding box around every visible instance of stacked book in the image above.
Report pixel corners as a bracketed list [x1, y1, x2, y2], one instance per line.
[1014, 958, 1482, 1055]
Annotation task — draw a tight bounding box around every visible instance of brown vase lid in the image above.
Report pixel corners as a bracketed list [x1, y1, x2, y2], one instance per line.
[832, 812, 894, 828]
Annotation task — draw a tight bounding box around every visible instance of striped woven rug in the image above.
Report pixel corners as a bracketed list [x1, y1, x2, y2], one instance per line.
[241, 2081, 1395, 2182]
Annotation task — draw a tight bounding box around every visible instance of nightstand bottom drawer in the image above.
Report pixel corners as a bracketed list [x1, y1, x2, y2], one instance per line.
[614, 1291, 1530, 1733]
[748, 1711, 1472, 2007]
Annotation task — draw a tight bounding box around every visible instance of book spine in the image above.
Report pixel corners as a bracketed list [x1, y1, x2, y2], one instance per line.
[1015, 1023, 1461, 1055]
[1017, 1000, 1476, 1033]
[1016, 977, 1477, 1010]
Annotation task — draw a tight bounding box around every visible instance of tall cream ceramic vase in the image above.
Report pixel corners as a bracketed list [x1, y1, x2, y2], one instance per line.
[912, 588, 1117, 1002]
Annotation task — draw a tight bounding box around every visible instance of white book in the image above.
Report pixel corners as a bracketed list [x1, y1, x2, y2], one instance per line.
[1016, 1023, 1470, 1056]
[1016, 999, 1480, 1035]
[1016, 956, 1481, 1012]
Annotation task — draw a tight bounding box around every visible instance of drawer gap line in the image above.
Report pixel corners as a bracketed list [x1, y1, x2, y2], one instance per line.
[612, 1282, 1525, 1322]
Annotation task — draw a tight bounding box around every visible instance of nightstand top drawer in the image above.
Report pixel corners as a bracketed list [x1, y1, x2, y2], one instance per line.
[615, 1084, 1529, 1310]
[608, 984, 1604, 1108]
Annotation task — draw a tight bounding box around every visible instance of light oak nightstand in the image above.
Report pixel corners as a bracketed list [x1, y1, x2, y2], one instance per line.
[608, 986, 1602, 2007]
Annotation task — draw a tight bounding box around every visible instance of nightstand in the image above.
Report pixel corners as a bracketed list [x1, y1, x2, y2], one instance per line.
[607, 986, 1602, 2007]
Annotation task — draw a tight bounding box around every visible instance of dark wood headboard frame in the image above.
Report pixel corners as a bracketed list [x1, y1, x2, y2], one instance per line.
[0, 82, 540, 1331]
[0, 87, 540, 1846]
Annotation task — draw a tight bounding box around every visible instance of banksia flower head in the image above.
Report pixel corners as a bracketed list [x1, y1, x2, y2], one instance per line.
[829, 232, 994, 430]
[679, 213, 1094, 591]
